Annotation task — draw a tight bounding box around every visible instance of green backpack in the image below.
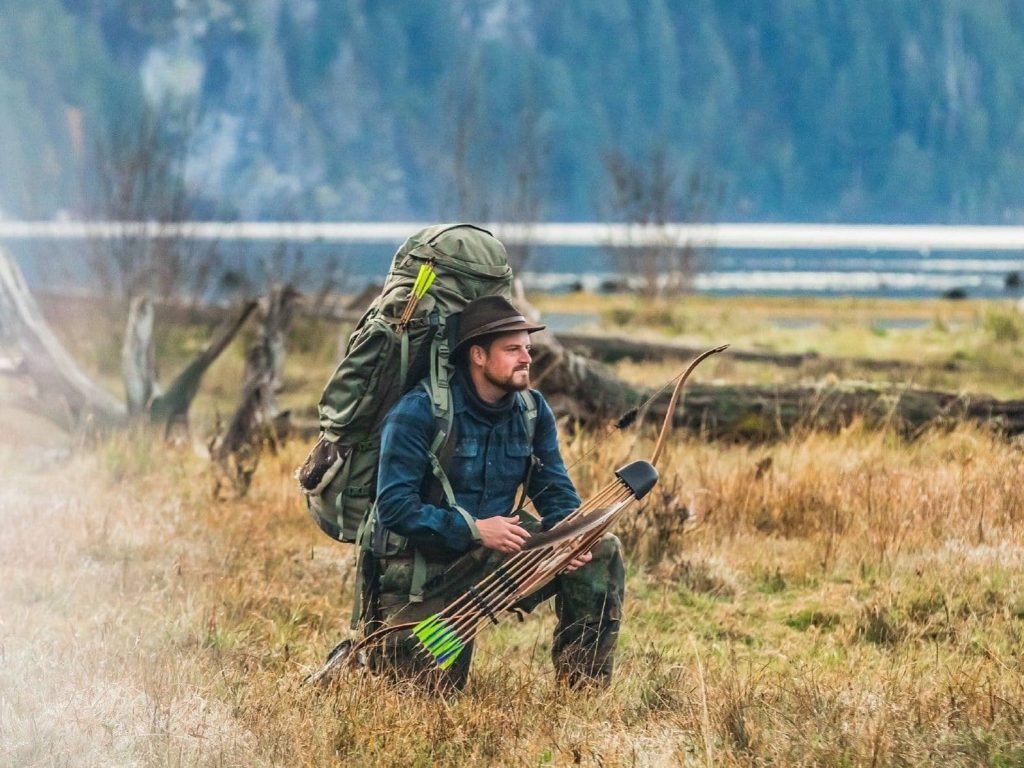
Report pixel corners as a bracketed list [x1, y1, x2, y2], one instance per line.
[304, 223, 530, 546]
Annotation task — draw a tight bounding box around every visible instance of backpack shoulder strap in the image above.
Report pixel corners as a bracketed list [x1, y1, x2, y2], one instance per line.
[517, 389, 538, 444]
[420, 379, 482, 546]
[512, 389, 543, 515]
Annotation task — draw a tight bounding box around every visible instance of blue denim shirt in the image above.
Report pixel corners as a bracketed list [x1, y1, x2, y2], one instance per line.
[376, 376, 582, 553]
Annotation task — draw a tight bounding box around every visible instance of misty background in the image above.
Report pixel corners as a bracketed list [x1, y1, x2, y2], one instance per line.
[3, 0, 1024, 296]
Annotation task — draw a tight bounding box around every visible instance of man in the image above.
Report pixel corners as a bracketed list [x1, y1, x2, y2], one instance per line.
[363, 295, 625, 690]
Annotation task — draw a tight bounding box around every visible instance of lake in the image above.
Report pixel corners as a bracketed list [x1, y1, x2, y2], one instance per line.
[5, 239, 1024, 300]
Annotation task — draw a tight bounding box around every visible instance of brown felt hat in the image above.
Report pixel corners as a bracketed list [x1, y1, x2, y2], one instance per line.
[454, 296, 546, 353]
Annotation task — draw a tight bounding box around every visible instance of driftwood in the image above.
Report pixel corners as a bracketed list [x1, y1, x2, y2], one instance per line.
[0, 248, 126, 425]
[0, 247, 256, 432]
[556, 331, 959, 373]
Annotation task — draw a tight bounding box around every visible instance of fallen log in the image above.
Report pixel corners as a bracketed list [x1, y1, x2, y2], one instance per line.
[514, 287, 1024, 438]
[646, 381, 1024, 440]
[556, 331, 959, 373]
[530, 346, 1024, 440]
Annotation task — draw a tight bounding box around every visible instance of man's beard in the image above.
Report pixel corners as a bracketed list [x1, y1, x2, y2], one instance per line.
[484, 366, 530, 393]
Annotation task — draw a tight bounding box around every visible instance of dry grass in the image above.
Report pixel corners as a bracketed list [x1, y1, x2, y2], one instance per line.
[3, 293, 1023, 765]
[2, 417, 1024, 766]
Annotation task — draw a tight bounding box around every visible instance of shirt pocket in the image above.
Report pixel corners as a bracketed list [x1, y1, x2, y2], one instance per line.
[454, 438, 480, 457]
[450, 438, 483, 492]
[501, 439, 533, 485]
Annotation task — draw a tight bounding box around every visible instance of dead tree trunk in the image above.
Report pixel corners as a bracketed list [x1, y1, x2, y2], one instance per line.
[1, 246, 255, 433]
[214, 285, 298, 488]
[122, 295, 158, 416]
[0, 247, 126, 426]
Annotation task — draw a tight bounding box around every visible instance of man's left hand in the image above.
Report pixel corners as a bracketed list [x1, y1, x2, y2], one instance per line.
[563, 550, 593, 573]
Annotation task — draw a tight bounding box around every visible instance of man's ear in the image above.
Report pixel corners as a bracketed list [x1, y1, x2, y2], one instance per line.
[469, 343, 486, 367]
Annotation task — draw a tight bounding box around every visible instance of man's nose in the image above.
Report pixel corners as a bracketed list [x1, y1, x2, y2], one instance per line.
[520, 348, 532, 363]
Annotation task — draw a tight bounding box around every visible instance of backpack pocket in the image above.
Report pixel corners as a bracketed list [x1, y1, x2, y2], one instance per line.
[305, 436, 380, 543]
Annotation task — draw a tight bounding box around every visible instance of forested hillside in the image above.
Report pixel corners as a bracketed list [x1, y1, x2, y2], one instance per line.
[3, 0, 1024, 224]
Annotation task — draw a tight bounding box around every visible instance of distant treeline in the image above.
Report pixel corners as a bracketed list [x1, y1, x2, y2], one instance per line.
[3, 0, 1024, 225]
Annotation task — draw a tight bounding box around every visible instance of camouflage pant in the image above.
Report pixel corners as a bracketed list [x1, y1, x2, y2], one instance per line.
[362, 531, 625, 691]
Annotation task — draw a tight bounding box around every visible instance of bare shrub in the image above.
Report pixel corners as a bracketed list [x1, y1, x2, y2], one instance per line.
[82, 103, 222, 313]
[603, 147, 722, 297]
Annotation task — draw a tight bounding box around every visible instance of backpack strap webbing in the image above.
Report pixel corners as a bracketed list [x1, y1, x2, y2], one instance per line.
[400, 331, 410, 388]
[350, 510, 374, 628]
[512, 388, 541, 515]
[429, 317, 450, 416]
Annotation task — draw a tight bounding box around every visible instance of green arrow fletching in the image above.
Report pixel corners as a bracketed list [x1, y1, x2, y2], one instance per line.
[419, 269, 437, 297]
[412, 614, 465, 669]
[411, 264, 429, 297]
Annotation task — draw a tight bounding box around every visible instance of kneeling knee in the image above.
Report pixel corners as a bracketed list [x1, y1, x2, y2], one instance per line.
[589, 533, 622, 565]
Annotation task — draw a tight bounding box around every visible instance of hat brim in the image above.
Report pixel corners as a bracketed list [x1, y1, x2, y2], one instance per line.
[454, 319, 547, 352]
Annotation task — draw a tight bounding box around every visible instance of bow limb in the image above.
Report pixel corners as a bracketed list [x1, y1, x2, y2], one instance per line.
[352, 619, 420, 652]
[306, 619, 422, 685]
[649, 344, 729, 467]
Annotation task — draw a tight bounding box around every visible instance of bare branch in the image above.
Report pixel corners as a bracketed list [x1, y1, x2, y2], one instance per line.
[148, 299, 259, 432]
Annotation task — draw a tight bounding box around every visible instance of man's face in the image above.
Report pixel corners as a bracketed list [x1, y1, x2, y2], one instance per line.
[476, 330, 532, 393]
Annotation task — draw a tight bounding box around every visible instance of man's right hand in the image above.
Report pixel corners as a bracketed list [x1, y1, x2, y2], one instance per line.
[475, 514, 530, 554]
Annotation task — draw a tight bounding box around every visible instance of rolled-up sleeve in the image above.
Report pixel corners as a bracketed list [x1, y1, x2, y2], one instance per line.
[527, 393, 582, 529]
[375, 390, 474, 551]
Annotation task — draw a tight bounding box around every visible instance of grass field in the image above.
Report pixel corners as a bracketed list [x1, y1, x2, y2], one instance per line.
[2, 294, 1024, 766]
